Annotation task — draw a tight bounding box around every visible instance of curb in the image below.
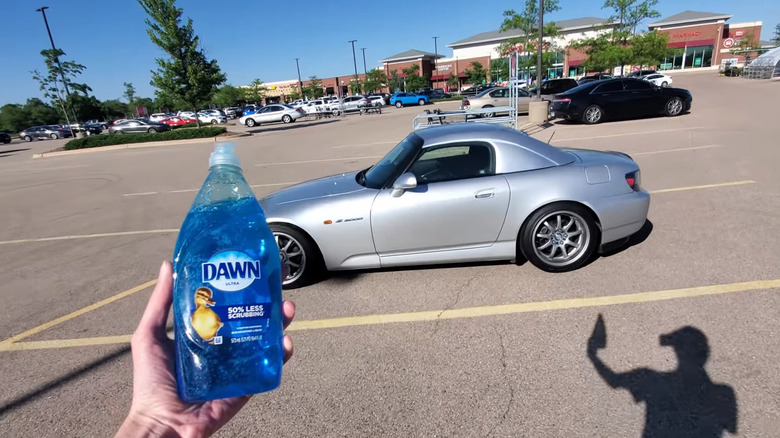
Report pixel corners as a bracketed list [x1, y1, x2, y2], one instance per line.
[32, 132, 250, 159]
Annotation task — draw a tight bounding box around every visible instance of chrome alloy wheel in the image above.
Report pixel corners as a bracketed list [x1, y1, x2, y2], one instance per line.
[666, 98, 683, 115]
[274, 232, 306, 286]
[532, 211, 591, 267]
[584, 106, 602, 123]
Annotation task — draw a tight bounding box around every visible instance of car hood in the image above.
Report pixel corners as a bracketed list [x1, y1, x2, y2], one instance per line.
[260, 171, 368, 206]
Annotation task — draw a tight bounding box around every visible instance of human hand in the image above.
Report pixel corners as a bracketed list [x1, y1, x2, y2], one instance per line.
[116, 261, 295, 438]
[587, 313, 607, 354]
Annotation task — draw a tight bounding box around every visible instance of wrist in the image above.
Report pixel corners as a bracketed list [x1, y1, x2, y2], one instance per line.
[116, 410, 179, 438]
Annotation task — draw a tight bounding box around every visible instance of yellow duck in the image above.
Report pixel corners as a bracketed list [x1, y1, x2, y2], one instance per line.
[191, 287, 223, 343]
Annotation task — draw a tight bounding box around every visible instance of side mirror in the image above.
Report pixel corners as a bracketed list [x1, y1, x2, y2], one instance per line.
[391, 172, 417, 197]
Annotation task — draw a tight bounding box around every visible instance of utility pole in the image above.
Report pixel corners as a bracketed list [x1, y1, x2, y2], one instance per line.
[361, 48, 367, 74]
[537, 0, 543, 99]
[295, 58, 303, 99]
[432, 36, 439, 89]
[349, 40, 358, 94]
[36, 6, 71, 97]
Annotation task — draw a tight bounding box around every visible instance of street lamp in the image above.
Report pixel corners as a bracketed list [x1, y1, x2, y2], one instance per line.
[348, 40, 358, 94]
[537, 0, 543, 99]
[361, 48, 367, 75]
[432, 36, 439, 88]
[295, 58, 303, 99]
[35, 6, 71, 96]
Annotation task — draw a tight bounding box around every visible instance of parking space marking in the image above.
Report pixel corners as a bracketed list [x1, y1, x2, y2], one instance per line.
[253, 156, 383, 166]
[552, 127, 705, 142]
[2, 278, 777, 351]
[0, 279, 157, 347]
[123, 182, 299, 197]
[629, 144, 722, 156]
[0, 229, 179, 246]
[649, 180, 755, 194]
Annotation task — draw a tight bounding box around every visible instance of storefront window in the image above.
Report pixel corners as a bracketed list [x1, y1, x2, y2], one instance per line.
[661, 45, 713, 70]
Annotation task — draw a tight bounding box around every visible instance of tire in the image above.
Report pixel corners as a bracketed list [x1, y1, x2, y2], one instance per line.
[395, 101, 403, 108]
[115, 130, 124, 134]
[210, 119, 217, 124]
[147, 128, 157, 133]
[24, 135, 32, 142]
[270, 223, 324, 289]
[418, 99, 426, 106]
[582, 105, 603, 124]
[482, 105, 495, 118]
[661, 81, 668, 87]
[282, 114, 292, 124]
[519, 202, 599, 273]
[245, 118, 256, 127]
[50, 133, 59, 139]
[664, 97, 684, 116]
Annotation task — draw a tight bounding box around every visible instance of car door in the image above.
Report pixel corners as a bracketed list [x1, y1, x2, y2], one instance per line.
[621, 79, 657, 117]
[489, 88, 509, 106]
[252, 107, 272, 122]
[127, 121, 144, 133]
[590, 80, 628, 117]
[370, 142, 511, 263]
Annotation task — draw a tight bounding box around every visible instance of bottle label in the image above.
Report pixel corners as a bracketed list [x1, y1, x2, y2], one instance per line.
[189, 250, 271, 346]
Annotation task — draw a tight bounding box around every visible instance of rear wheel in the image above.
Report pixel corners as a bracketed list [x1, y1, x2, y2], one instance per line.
[482, 105, 495, 118]
[282, 114, 292, 124]
[50, 133, 59, 139]
[24, 135, 32, 142]
[147, 128, 157, 133]
[245, 118, 256, 127]
[395, 101, 403, 108]
[661, 81, 668, 87]
[582, 105, 603, 124]
[665, 97, 683, 116]
[520, 202, 599, 272]
[418, 99, 426, 106]
[270, 223, 324, 289]
[210, 119, 217, 124]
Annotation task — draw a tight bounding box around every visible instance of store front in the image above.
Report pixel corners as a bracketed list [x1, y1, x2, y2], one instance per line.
[660, 44, 715, 70]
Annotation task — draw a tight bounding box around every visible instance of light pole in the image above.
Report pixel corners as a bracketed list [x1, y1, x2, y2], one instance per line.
[295, 58, 303, 99]
[432, 36, 439, 89]
[36, 6, 71, 97]
[537, 0, 543, 99]
[348, 40, 358, 94]
[361, 48, 367, 74]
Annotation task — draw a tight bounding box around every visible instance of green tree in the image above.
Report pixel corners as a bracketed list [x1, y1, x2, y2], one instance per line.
[303, 76, 324, 99]
[446, 72, 460, 90]
[139, 0, 226, 126]
[363, 69, 388, 93]
[288, 90, 301, 101]
[0, 99, 61, 132]
[31, 48, 91, 123]
[388, 69, 404, 92]
[773, 23, 780, 45]
[463, 61, 487, 85]
[349, 79, 362, 95]
[500, 0, 561, 79]
[245, 78, 266, 103]
[213, 84, 244, 107]
[631, 31, 676, 69]
[101, 99, 129, 120]
[65, 94, 104, 121]
[123, 82, 136, 105]
[402, 64, 429, 92]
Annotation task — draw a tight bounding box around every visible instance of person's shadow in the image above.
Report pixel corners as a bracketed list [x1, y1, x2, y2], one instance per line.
[587, 314, 738, 437]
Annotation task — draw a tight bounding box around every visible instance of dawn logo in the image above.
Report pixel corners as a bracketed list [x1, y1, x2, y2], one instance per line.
[202, 251, 261, 291]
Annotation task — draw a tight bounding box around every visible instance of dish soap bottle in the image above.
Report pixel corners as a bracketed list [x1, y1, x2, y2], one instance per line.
[172, 144, 283, 402]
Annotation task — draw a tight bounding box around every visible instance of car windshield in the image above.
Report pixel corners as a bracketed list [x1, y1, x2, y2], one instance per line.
[359, 134, 423, 189]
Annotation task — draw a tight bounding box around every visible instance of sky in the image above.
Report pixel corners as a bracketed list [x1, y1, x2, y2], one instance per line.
[1, 0, 777, 105]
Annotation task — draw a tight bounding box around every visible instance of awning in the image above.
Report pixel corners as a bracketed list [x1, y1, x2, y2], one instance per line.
[667, 39, 716, 48]
[568, 59, 583, 67]
[430, 74, 451, 81]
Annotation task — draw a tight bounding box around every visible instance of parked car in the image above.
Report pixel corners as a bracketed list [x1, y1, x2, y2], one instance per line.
[551, 78, 692, 124]
[527, 78, 579, 99]
[461, 87, 533, 116]
[149, 113, 168, 122]
[260, 123, 649, 288]
[242, 106, 262, 117]
[460, 85, 491, 96]
[642, 73, 673, 87]
[176, 111, 197, 119]
[239, 104, 305, 127]
[83, 119, 109, 130]
[159, 117, 194, 127]
[300, 100, 329, 115]
[223, 107, 243, 119]
[330, 96, 371, 114]
[367, 96, 387, 107]
[82, 124, 103, 136]
[19, 125, 73, 141]
[108, 119, 171, 134]
[578, 73, 613, 84]
[197, 111, 227, 124]
[429, 89, 452, 99]
[0, 130, 11, 144]
[389, 92, 429, 108]
[626, 69, 658, 78]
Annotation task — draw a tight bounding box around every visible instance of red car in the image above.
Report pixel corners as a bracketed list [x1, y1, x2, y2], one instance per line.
[160, 117, 195, 127]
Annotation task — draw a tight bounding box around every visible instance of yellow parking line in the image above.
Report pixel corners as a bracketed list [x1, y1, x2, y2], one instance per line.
[649, 180, 755, 194]
[0, 279, 157, 347]
[2, 278, 777, 352]
[0, 229, 178, 246]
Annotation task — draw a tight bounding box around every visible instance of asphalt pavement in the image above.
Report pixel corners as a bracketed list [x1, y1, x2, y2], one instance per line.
[1, 71, 779, 437]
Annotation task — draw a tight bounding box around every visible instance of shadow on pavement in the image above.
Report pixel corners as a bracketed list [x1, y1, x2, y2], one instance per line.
[0, 346, 130, 418]
[0, 148, 31, 157]
[587, 314, 738, 437]
[599, 219, 654, 258]
[247, 119, 340, 134]
[324, 260, 516, 286]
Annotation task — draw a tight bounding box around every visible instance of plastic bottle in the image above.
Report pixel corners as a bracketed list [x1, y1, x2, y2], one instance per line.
[172, 144, 283, 402]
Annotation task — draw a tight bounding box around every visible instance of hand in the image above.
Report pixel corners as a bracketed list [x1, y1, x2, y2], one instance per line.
[587, 314, 607, 354]
[116, 261, 295, 438]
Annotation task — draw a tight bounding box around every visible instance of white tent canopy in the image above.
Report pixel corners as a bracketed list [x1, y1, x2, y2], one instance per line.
[745, 46, 780, 79]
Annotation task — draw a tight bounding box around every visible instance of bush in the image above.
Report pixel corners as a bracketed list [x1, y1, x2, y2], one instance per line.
[64, 127, 227, 150]
[171, 122, 199, 129]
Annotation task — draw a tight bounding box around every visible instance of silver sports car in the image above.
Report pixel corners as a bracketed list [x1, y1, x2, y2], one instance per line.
[260, 124, 650, 288]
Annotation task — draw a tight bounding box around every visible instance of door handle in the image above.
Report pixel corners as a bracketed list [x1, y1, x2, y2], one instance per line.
[475, 189, 495, 199]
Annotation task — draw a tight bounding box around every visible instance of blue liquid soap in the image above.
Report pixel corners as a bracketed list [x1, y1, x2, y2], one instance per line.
[172, 144, 283, 402]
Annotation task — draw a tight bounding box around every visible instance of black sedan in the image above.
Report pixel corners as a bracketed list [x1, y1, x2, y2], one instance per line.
[550, 78, 692, 124]
[0, 130, 11, 144]
[108, 119, 170, 134]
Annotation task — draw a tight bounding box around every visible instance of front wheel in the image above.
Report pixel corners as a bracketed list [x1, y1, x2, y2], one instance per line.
[395, 101, 403, 108]
[282, 114, 292, 124]
[582, 105, 603, 124]
[147, 128, 157, 133]
[661, 81, 668, 87]
[50, 133, 59, 139]
[270, 223, 324, 289]
[210, 119, 217, 124]
[418, 99, 426, 106]
[245, 118, 256, 127]
[665, 97, 683, 116]
[520, 202, 599, 272]
[24, 135, 32, 142]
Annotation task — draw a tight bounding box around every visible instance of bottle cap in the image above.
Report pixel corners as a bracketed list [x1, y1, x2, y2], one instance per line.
[209, 143, 241, 168]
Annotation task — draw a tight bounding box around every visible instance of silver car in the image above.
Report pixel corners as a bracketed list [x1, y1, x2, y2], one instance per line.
[462, 87, 534, 117]
[19, 125, 73, 141]
[240, 104, 305, 127]
[261, 124, 650, 288]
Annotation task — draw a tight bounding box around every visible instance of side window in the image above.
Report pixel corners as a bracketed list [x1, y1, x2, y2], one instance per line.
[593, 81, 624, 93]
[489, 89, 505, 98]
[409, 144, 494, 184]
[623, 80, 652, 90]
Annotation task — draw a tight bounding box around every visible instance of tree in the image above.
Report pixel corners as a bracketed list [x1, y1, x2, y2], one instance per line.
[773, 23, 780, 46]
[288, 90, 301, 101]
[31, 48, 91, 123]
[363, 69, 388, 93]
[402, 64, 429, 92]
[463, 61, 487, 85]
[65, 94, 104, 122]
[631, 31, 676, 68]
[303, 76, 324, 99]
[139, 0, 226, 126]
[500, 0, 561, 80]
[446, 72, 460, 90]
[101, 99, 129, 120]
[245, 78, 266, 103]
[388, 69, 404, 92]
[213, 84, 244, 107]
[349, 79, 362, 95]
[123, 82, 136, 105]
[0, 99, 60, 132]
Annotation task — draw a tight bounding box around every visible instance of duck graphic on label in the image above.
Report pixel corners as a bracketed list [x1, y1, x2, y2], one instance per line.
[191, 287, 223, 343]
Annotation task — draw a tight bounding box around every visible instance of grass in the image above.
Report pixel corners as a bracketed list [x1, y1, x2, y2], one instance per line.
[64, 127, 227, 150]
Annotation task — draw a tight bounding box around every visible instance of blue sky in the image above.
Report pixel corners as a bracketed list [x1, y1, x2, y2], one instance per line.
[1, 0, 777, 105]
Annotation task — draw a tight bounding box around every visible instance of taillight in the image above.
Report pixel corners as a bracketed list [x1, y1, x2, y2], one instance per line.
[625, 171, 640, 191]
[463, 99, 470, 106]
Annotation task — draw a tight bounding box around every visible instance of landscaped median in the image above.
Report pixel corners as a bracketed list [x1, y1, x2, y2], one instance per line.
[64, 126, 227, 150]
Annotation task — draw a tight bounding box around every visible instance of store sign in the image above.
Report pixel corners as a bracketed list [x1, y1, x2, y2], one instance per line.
[437, 64, 452, 71]
[671, 31, 702, 39]
[694, 57, 702, 66]
[734, 30, 745, 37]
[723, 38, 735, 48]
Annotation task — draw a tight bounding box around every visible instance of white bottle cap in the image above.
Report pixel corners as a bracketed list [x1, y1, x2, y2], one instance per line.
[209, 143, 241, 168]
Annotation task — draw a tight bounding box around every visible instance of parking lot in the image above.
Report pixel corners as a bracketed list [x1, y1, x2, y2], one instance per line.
[1, 71, 779, 437]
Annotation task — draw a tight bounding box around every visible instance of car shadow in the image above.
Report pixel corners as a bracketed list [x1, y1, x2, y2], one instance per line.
[246, 119, 340, 134]
[323, 259, 516, 285]
[0, 148, 31, 157]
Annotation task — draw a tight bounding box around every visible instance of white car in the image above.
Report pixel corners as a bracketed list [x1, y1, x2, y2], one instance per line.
[301, 100, 329, 115]
[642, 73, 673, 87]
[197, 111, 227, 124]
[367, 96, 386, 107]
[239, 104, 305, 127]
[149, 113, 168, 122]
[177, 111, 197, 119]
